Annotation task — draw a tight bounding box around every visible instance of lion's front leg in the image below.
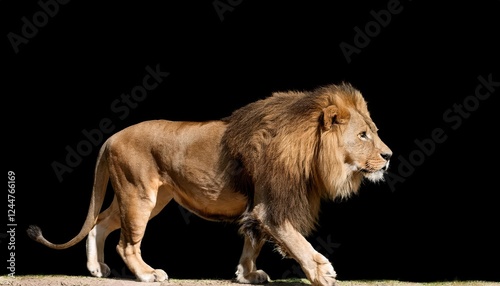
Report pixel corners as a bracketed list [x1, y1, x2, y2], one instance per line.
[268, 221, 336, 286]
[235, 236, 270, 284]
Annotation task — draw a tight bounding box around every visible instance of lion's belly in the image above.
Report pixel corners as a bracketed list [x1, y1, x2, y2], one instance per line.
[172, 187, 248, 221]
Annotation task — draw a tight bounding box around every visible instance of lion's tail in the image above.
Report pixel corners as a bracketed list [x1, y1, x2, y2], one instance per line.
[27, 142, 110, 250]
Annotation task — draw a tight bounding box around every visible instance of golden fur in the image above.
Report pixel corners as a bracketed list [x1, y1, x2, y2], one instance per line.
[28, 82, 391, 286]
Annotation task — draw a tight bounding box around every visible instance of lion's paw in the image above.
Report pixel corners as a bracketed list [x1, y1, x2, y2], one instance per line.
[314, 269, 337, 286]
[88, 262, 111, 278]
[136, 269, 168, 282]
[235, 268, 270, 284]
[313, 254, 336, 286]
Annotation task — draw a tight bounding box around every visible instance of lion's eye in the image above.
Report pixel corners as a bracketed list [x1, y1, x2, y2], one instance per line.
[359, 131, 368, 140]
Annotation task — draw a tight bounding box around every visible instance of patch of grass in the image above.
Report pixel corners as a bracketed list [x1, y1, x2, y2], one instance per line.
[271, 278, 311, 284]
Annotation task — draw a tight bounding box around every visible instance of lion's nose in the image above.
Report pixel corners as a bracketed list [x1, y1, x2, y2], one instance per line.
[381, 152, 392, 161]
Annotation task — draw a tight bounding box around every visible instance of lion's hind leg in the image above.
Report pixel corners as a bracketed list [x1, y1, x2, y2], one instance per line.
[86, 197, 121, 278]
[235, 236, 270, 284]
[114, 185, 170, 282]
[86, 188, 173, 281]
[235, 214, 270, 284]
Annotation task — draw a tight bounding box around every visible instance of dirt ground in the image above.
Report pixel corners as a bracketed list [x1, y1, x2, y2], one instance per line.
[1, 276, 499, 286]
[2, 275, 302, 286]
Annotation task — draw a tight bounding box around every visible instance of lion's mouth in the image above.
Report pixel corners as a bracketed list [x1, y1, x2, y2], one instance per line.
[361, 160, 390, 172]
[359, 161, 389, 182]
[348, 161, 389, 182]
[360, 165, 388, 174]
[382, 161, 390, 172]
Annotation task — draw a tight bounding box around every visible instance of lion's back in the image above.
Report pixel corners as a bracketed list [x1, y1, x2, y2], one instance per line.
[100, 120, 228, 176]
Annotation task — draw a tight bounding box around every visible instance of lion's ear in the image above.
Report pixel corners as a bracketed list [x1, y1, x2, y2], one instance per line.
[321, 105, 349, 131]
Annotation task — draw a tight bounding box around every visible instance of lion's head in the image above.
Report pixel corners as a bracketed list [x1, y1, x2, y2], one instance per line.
[316, 84, 392, 198]
[223, 82, 392, 234]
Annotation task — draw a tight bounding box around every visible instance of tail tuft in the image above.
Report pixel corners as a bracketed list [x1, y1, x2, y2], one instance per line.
[26, 225, 43, 242]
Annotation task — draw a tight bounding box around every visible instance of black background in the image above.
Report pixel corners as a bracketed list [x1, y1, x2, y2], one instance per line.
[2, 0, 499, 282]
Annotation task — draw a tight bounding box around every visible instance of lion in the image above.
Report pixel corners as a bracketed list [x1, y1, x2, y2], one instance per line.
[27, 82, 392, 286]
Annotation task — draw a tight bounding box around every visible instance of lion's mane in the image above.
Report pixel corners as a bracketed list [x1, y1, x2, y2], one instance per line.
[222, 82, 370, 237]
